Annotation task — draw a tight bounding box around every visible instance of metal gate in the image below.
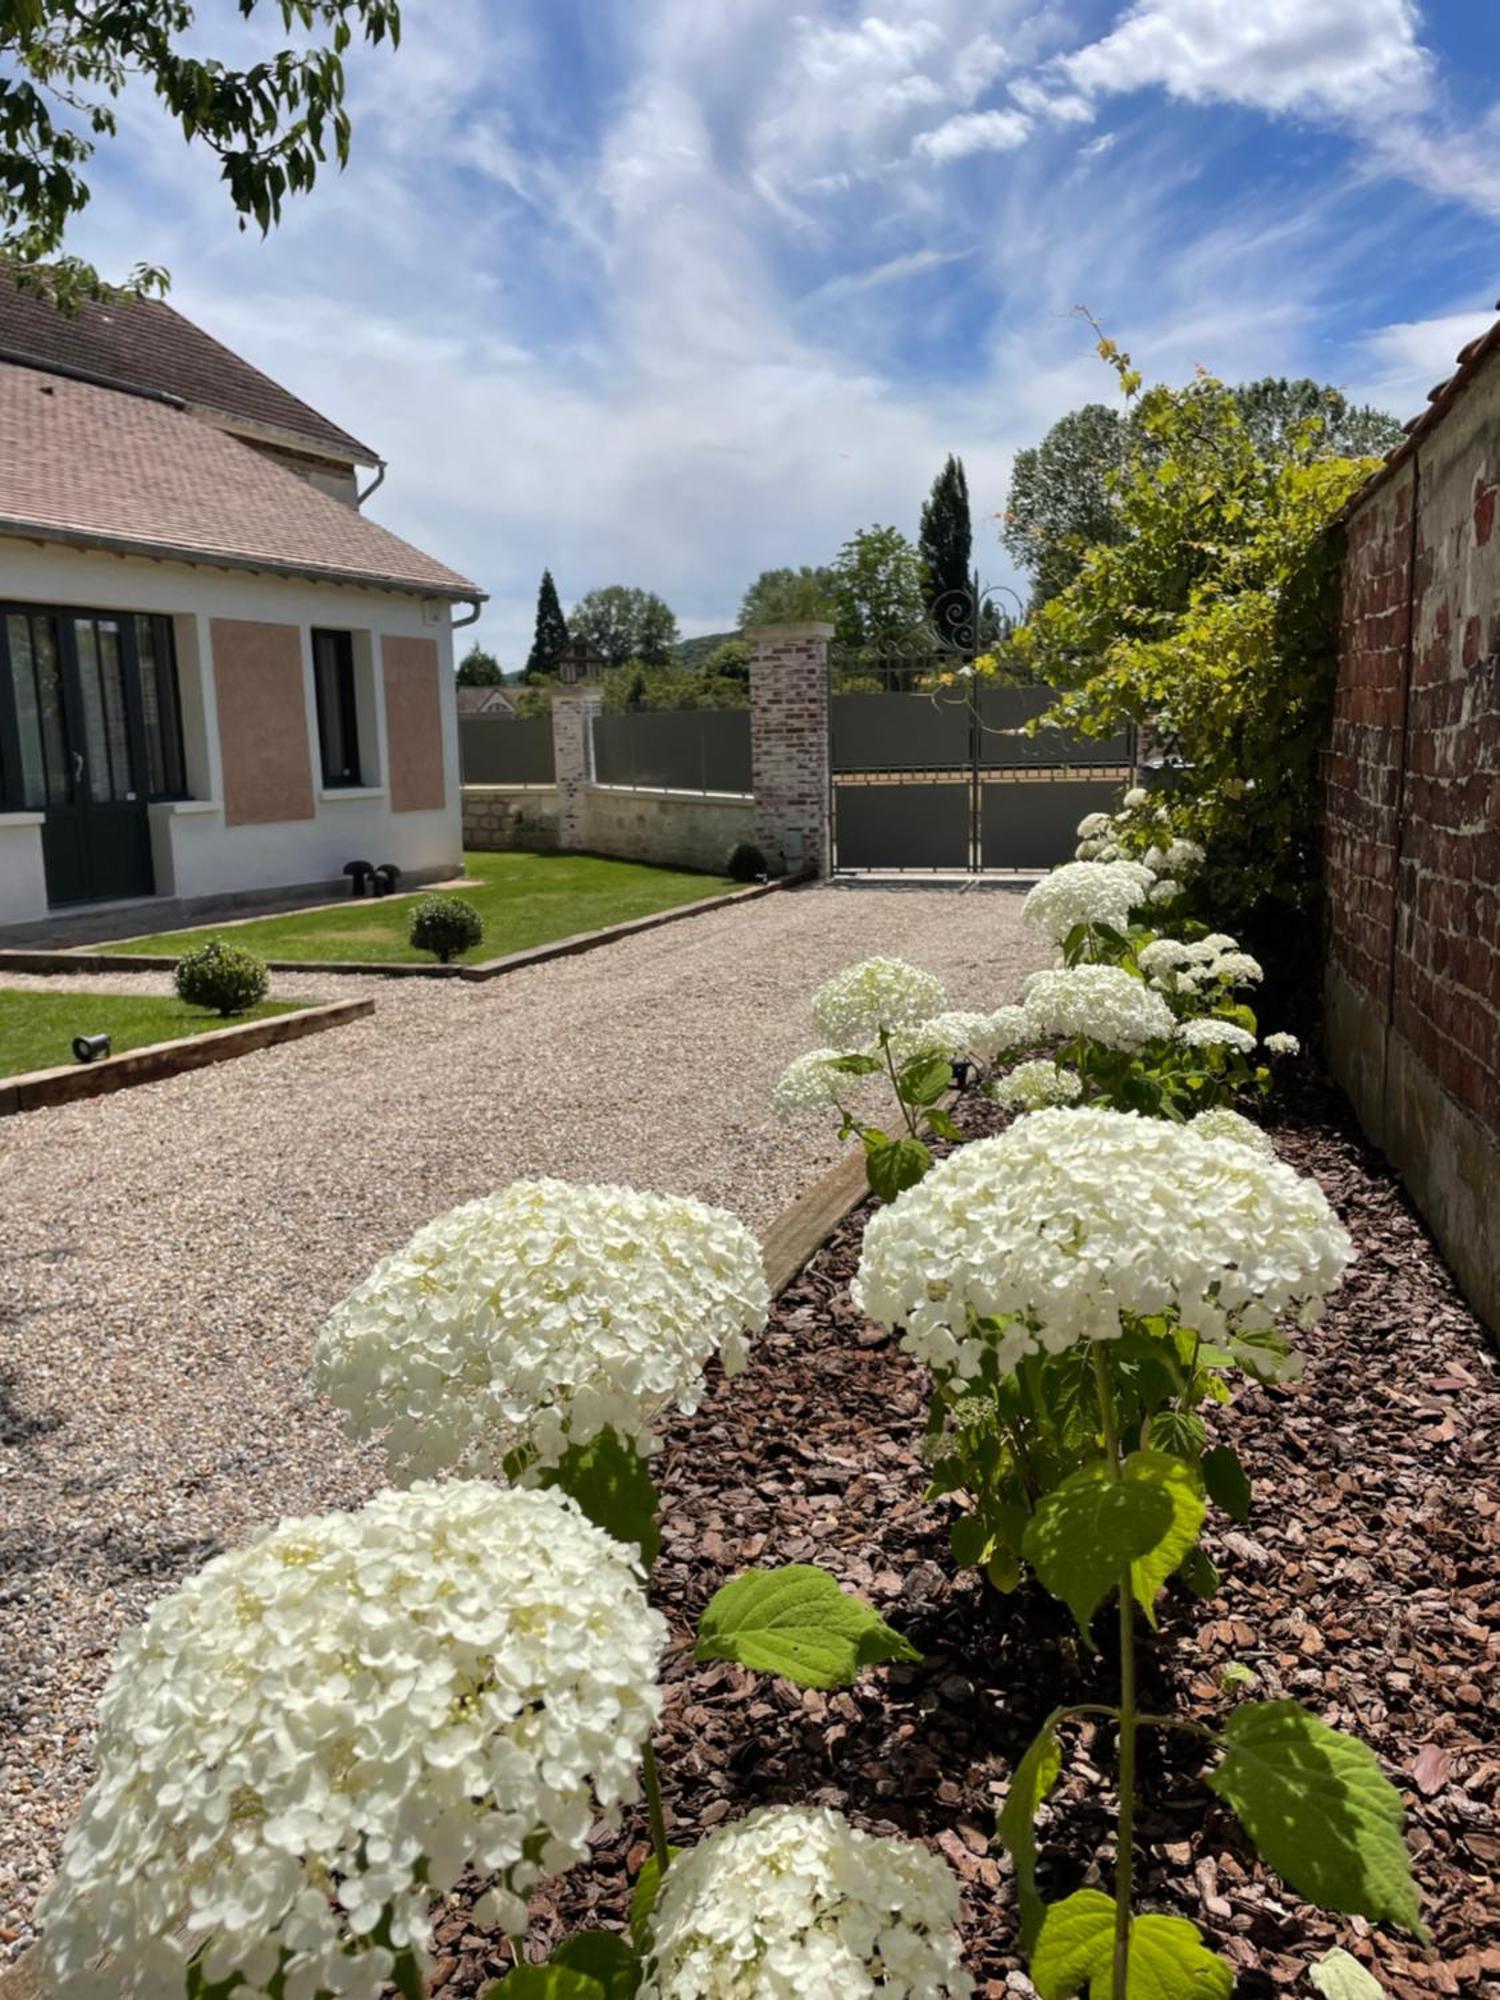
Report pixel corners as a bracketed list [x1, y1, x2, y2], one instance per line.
[830, 674, 1133, 873]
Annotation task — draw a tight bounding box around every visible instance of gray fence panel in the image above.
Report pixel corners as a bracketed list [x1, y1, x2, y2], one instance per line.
[591, 710, 752, 793]
[980, 779, 1120, 869]
[831, 692, 971, 772]
[835, 782, 970, 869]
[976, 685, 1130, 768]
[460, 715, 555, 785]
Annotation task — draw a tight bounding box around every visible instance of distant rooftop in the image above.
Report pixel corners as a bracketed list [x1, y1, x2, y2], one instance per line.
[0, 274, 378, 465]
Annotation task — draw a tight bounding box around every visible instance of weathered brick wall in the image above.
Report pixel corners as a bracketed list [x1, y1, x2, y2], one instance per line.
[746, 623, 832, 876]
[1323, 338, 1500, 1329]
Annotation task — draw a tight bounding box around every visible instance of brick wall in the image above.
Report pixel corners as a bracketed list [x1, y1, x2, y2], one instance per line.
[1323, 332, 1500, 1329]
[746, 623, 832, 876]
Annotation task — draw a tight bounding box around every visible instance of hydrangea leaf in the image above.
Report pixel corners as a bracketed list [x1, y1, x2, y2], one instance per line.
[1021, 1463, 1174, 1639]
[1032, 1891, 1232, 2000]
[551, 1932, 642, 1998]
[540, 1428, 661, 1567]
[486, 1969, 605, 1998]
[1121, 1450, 1206, 1625]
[628, 1847, 682, 1954]
[1201, 1443, 1252, 1521]
[1309, 1947, 1387, 1999]
[897, 1054, 955, 1107]
[864, 1135, 933, 1201]
[996, 1716, 1062, 1951]
[694, 1564, 920, 1689]
[1207, 1701, 1426, 1937]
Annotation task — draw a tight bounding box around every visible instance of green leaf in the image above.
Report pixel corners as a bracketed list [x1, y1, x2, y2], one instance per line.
[539, 1428, 661, 1566]
[694, 1563, 919, 1689]
[898, 1054, 955, 1106]
[828, 1052, 882, 1074]
[1022, 1460, 1179, 1640]
[1032, 1891, 1232, 1999]
[628, 1848, 681, 1955]
[1122, 1450, 1206, 1625]
[1207, 1701, 1427, 1937]
[1309, 1947, 1386, 1999]
[485, 1969, 604, 1999]
[1148, 1407, 1206, 1461]
[926, 1104, 964, 1142]
[1178, 1545, 1220, 1599]
[865, 1135, 932, 1200]
[551, 1934, 641, 1999]
[949, 1514, 990, 1568]
[1201, 1443, 1252, 1521]
[997, 1717, 1062, 1951]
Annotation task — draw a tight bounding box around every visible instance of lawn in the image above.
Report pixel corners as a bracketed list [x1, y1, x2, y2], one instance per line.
[0, 989, 302, 1079]
[100, 853, 740, 966]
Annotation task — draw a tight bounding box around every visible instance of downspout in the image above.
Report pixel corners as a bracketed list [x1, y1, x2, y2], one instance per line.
[451, 598, 483, 629]
[1379, 450, 1421, 1129]
[356, 460, 388, 507]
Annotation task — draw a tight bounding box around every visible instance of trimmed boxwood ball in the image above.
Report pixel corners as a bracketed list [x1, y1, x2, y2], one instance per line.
[726, 841, 767, 884]
[409, 894, 485, 963]
[174, 940, 270, 1017]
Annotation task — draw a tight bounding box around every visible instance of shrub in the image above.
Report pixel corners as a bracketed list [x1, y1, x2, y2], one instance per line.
[725, 840, 766, 882]
[408, 893, 484, 963]
[173, 940, 269, 1016]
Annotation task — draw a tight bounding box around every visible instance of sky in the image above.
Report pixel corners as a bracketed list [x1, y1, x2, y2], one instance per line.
[60, 0, 1500, 666]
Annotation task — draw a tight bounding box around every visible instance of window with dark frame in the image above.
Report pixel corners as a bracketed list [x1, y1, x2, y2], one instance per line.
[312, 629, 361, 787]
[133, 614, 188, 800]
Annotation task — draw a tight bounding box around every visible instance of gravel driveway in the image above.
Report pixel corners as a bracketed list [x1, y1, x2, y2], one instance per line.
[0, 879, 1049, 1954]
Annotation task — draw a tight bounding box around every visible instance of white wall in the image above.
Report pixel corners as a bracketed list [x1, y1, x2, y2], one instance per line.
[0, 541, 465, 924]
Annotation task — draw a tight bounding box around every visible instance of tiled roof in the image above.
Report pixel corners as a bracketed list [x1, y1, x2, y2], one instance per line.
[0, 362, 482, 600]
[0, 274, 377, 463]
[457, 685, 525, 714]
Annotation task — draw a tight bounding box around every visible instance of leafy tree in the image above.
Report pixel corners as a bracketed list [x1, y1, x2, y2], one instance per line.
[569, 586, 679, 669]
[523, 569, 568, 683]
[1235, 378, 1406, 462]
[675, 628, 740, 669]
[599, 661, 748, 712]
[700, 638, 751, 683]
[918, 453, 973, 644]
[738, 566, 836, 627]
[830, 526, 927, 657]
[1, 0, 401, 311]
[455, 644, 502, 687]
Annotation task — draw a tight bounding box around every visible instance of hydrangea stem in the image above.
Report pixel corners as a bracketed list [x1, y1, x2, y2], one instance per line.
[642, 1740, 672, 1876]
[1092, 1344, 1136, 2000]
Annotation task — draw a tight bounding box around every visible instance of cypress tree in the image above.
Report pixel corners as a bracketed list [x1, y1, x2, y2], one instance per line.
[918, 454, 973, 647]
[524, 569, 569, 682]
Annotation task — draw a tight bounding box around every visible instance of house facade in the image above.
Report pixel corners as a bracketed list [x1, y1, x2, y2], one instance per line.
[0, 279, 482, 932]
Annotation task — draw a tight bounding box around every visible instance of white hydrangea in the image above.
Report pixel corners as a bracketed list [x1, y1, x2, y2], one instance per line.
[1147, 878, 1180, 903]
[1122, 786, 1149, 807]
[1073, 837, 1107, 860]
[1207, 950, 1263, 986]
[990, 1060, 1083, 1110]
[773, 1049, 871, 1121]
[1020, 964, 1176, 1052]
[314, 1180, 768, 1478]
[979, 1004, 1032, 1059]
[39, 1483, 665, 2000]
[1021, 861, 1154, 946]
[639, 1806, 972, 2000]
[1177, 1018, 1258, 1054]
[852, 1107, 1353, 1381]
[1165, 837, 1206, 871]
[1264, 1031, 1302, 1056]
[890, 1009, 1029, 1068]
[1191, 1107, 1277, 1157]
[811, 958, 946, 1051]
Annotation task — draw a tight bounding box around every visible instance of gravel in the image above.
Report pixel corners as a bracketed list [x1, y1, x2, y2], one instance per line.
[0, 879, 1049, 1956]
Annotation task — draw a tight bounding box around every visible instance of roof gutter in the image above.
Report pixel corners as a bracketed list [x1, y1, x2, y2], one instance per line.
[356, 459, 388, 507]
[451, 597, 483, 628]
[0, 515, 487, 605]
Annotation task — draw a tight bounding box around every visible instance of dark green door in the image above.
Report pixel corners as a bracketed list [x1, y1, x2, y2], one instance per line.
[1, 606, 155, 907]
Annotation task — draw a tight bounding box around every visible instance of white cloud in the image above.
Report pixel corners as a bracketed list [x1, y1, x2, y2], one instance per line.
[1008, 76, 1095, 125]
[914, 107, 1033, 162]
[1351, 308, 1497, 417]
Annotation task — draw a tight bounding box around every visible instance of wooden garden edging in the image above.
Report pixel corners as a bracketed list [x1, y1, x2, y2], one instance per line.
[759, 1148, 869, 1298]
[0, 876, 802, 985]
[0, 998, 374, 1117]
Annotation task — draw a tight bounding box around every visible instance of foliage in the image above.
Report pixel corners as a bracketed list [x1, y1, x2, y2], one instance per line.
[694, 1565, 919, 1688]
[599, 659, 747, 712]
[456, 643, 503, 686]
[172, 939, 269, 1016]
[919, 453, 974, 643]
[525, 569, 569, 682]
[831, 524, 928, 657]
[407, 892, 484, 963]
[570, 585, 679, 669]
[724, 840, 766, 883]
[738, 565, 836, 627]
[1234, 377, 1406, 461]
[673, 627, 740, 669]
[1, 0, 400, 310]
[1010, 342, 1377, 961]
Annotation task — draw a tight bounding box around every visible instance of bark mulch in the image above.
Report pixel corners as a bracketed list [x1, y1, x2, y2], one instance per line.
[432, 1078, 1499, 1998]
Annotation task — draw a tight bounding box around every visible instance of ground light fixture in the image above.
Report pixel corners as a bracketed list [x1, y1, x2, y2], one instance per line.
[72, 1033, 112, 1063]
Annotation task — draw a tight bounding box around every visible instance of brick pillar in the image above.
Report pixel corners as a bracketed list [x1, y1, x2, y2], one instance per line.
[746, 622, 832, 878]
[550, 686, 599, 850]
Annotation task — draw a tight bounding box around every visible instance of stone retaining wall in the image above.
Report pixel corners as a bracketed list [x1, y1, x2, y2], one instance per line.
[463, 782, 752, 875]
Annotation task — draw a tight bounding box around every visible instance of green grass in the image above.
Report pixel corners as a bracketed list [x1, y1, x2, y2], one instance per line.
[100, 852, 741, 966]
[0, 989, 303, 1079]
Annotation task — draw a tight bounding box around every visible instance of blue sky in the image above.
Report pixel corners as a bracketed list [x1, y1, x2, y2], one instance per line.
[64, 0, 1500, 665]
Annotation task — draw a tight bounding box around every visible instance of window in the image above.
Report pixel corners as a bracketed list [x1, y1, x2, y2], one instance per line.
[134, 614, 188, 800]
[312, 629, 361, 786]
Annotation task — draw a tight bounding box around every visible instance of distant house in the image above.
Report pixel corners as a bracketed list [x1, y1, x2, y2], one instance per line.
[456, 684, 529, 718]
[0, 277, 484, 931]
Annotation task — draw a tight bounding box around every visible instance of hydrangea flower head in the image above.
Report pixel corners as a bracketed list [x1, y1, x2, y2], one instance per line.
[1021, 860, 1154, 945]
[773, 1049, 872, 1121]
[811, 958, 946, 1051]
[39, 1483, 665, 1999]
[1176, 1018, 1257, 1054]
[314, 1180, 768, 1478]
[1020, 964, 1175, 1052]
[1264, 1031, 1301, 1056]
[990, 1060, 1083, 1110]
[1191, 1107, 1276, 1156]
[639, 1805, 972, 1999]
[853, 1106, 1352, 1381]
